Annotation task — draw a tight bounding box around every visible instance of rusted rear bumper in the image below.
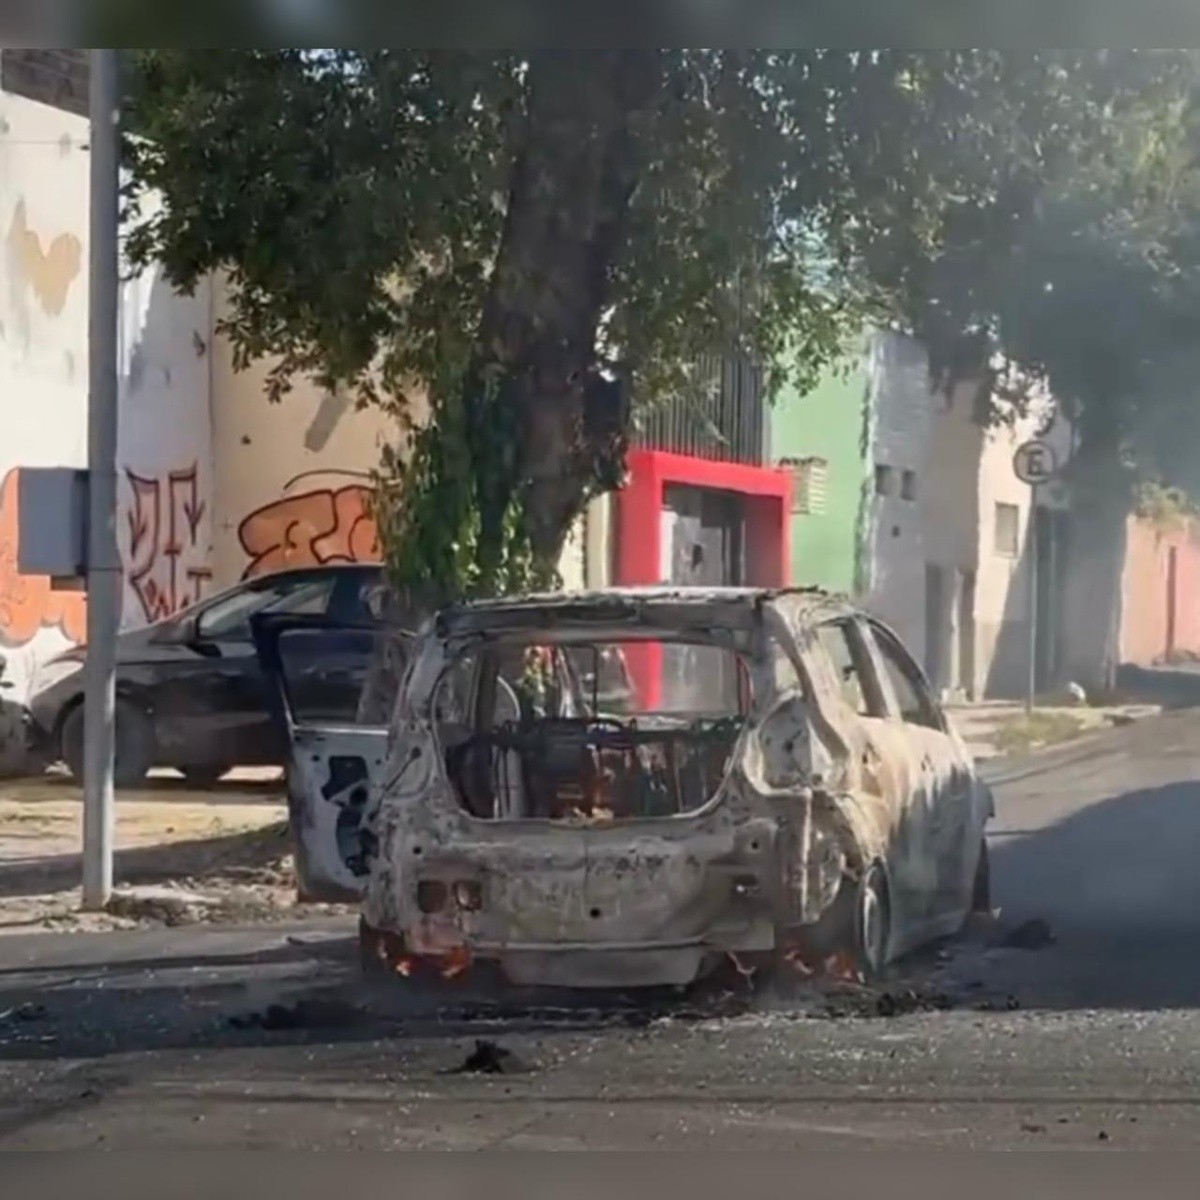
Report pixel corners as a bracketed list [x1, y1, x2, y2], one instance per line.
[359, 914, 774, 990]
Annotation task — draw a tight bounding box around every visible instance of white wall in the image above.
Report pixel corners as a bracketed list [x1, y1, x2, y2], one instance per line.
[0, 91, 91, 766]
[860, 329, 1073, 699]
[862, 331, 936, 663]
[116, 242, 215, 629]
[207, 282, 404, 588]
[972, 394, 1072, 697]
[0, 89, 215, 770]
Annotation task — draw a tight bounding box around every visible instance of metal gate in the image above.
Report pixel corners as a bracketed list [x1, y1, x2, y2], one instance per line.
[659, 485, 744, 713]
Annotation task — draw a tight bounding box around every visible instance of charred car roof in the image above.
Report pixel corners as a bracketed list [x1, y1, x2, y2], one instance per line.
[432, 585, 855, 640]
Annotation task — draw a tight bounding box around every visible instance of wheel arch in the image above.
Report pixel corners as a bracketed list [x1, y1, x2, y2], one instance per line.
[54, 684, 155, 748]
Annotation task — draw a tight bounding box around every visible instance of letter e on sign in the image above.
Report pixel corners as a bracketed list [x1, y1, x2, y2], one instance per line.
[1013, 440, 1058, 486]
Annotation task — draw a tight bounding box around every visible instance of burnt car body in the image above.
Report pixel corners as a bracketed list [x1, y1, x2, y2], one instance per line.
[256, 587, 993, 989]
[26, 563, 384, 787]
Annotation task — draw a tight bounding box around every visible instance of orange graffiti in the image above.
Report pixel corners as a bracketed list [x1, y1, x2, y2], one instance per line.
[238, 478, 381, 580]
[7, 199, 83, 318]
[125, 464, 213, 623]
[0, 468, 87, 648]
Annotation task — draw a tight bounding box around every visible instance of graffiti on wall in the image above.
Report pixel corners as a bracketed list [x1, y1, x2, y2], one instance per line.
[0, 462, 214, 647]
[126, 464, 213, 623]
[238, 471, 381, 580]
[0, 468, 86, 647]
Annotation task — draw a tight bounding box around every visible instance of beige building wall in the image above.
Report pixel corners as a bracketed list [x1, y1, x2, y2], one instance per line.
[972, 398, 1072, 698]
[208, 288, 600, 598]
[863, 330, 1073, 700]
[207, 285, 414, 588]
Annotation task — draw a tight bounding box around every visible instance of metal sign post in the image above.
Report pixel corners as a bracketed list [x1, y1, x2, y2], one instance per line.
[1013, 439, 1059, 715]
[82, 49, 122, 911]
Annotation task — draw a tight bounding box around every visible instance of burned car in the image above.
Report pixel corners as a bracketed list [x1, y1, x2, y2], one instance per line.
[255, 587, 993, 989]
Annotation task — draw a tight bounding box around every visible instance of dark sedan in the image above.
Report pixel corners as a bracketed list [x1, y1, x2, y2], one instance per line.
[27, 563, 385, 788]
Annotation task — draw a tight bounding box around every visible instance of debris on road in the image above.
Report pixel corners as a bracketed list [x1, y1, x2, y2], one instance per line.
[227, 997, 365, 1033]
[970, 993, 1022, 1012]
[0, 1002, 46, 1024]
[447, 1040, 530, 1076]
[104, 886, 223, 927]
[873, 988, 955, 1018]
[999, 918, 1055, 951]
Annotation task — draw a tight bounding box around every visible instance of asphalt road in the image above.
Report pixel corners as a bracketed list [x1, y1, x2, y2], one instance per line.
[3, 711, 1200, 1150]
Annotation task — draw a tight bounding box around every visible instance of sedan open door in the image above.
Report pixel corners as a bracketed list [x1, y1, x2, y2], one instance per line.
[251, 612, 412, 903]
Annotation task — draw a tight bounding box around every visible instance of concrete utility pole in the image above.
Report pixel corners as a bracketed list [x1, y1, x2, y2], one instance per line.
[81, 49, 122, 911]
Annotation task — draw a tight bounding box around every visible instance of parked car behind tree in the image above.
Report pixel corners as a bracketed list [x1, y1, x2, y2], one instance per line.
[26, 564, 385, 788]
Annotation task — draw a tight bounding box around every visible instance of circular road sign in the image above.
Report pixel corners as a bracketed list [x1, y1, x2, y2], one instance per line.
[1013, 439, 1058, 486]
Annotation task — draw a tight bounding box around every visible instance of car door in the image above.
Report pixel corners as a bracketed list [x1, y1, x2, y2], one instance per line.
[252, 611, 404, 902]
[811, 617, 930, 928]
[858, 617, 983, 931]
[153, 572, 342, 769]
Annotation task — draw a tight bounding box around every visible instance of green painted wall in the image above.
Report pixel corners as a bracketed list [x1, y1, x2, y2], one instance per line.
[771, 353, 869, 595]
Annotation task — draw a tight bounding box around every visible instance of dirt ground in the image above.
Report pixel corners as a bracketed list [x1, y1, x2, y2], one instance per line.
[0, 769, 350, 934]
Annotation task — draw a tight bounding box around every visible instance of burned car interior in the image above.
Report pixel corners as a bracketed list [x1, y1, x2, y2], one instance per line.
[438, 637, 751, 823]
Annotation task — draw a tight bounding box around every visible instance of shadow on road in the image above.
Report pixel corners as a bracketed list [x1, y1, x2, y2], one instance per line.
[0, 822, 289, 900]
[0, 926, 734, 1065]
[987, 778, 1200, 1013]
[1117, 662, 1200, 711]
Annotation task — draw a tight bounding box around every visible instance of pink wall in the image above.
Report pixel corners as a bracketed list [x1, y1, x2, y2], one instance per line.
[1120, 516, 1200, 665]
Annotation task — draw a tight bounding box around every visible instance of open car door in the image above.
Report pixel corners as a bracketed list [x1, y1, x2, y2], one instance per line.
[251, 612, 411, 903]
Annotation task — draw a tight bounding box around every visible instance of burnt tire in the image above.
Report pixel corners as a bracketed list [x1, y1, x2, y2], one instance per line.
[971, 838, 992, 913]
[61, 699, 155, 789]
[852, 862, 892, 983]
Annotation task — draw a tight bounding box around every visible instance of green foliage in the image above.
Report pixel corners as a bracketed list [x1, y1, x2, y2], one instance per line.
[880, 51, 1200, 492]
[123, 50, 1192, 598]
[1135, 481, 1199, 531]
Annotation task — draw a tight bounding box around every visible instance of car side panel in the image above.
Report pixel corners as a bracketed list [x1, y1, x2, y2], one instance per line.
[858, 617, 983, 945]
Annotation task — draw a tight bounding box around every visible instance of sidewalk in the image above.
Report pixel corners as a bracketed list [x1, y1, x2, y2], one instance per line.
[946, 699, 1162, 762]
[0, 768, 325, 934]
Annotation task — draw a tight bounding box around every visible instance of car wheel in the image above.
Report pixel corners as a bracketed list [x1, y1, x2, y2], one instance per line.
[852, 862, 892, 983]
[60, 700, 155, 789]
[971, 838, 992, 913]
[179, 766, 230, 789]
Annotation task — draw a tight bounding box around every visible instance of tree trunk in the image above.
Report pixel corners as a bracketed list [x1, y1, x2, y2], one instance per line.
[467, 51, 661, 581]
[357, 55, 662, 720]
[1059, 420, 1133, 695]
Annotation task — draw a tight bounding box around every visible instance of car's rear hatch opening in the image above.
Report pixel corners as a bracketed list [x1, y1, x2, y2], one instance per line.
[434, 635, 751, 823]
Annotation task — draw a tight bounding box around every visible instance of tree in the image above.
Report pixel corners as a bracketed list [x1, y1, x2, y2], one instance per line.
[122, 50, 1159, 618]
[873, 50, 1200, 689]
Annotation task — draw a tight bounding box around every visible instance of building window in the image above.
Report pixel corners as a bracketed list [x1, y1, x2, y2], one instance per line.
[900, 469, 917, 501]
[874, 464, 895, 497]
[783, 456, 829, 516]
[994, 502, 1020, 557]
